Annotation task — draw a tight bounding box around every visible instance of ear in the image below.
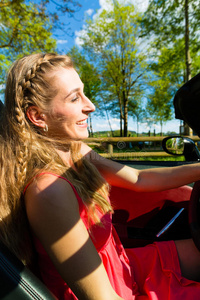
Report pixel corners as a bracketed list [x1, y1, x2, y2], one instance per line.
[26, 106, 46, 129]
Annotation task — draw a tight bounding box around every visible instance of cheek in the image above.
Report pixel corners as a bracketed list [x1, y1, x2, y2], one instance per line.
[50, 107, 72, 122]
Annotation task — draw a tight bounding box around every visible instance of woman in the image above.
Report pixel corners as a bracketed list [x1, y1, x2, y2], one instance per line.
[1, 53, 200, 300]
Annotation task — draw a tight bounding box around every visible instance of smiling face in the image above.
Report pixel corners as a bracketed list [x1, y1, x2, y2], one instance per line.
[45, 67, 95, 140]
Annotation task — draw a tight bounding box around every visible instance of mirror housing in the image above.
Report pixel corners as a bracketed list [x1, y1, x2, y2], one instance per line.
[162, 136, 200, 161]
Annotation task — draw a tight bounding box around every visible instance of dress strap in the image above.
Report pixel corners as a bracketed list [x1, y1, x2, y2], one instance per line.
[23, 172, 81, 201]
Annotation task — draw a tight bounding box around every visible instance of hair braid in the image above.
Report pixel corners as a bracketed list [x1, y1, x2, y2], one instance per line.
[13, 59, 43, 186]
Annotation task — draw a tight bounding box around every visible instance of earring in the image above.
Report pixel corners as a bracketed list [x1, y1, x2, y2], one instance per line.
[43, 124, 48, 132]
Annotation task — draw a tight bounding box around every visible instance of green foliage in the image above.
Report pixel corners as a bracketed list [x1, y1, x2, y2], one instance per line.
[141, 0, 200, 131]
[145, 45, 180, 130]
[141, 0, 185, 47]
[141, 0, 200, 49]
[146, 81, 173, 134]
[79, 0, 147, 136]
[142, 1, 200, 79]
[0, 0, 57, 84]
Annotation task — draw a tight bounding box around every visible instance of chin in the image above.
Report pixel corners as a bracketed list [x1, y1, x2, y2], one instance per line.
[73, 131, 89, 140]
[79, 129, 89, 139]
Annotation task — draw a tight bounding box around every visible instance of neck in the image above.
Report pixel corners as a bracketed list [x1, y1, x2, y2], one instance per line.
[56, 147, 73, 166]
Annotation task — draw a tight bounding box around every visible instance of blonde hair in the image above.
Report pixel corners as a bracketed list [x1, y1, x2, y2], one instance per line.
[0, 53, 112, 265]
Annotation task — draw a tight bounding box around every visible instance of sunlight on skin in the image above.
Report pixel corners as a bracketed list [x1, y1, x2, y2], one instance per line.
[50, 219, 89, 264]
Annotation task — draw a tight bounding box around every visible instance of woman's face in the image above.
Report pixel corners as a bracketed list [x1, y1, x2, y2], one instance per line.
[46, 67, 95, 140]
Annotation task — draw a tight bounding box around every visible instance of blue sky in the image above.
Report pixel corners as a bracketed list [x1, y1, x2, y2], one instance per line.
[54, 0, 101, 53]
[50, 0, 180, 134]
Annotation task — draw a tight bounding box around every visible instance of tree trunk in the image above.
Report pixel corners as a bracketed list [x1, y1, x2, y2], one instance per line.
[119, 101, 124, 137]
[137, 117, 139, 137]
[185, 0, 191, 82]
[123, 91, 128, 137]
[184, 0, 192, 135]
[120, 116, 123, 137]
[104, 102, 114, 136]
[160, 120, 163, 136]
[89, 115, 93, 137]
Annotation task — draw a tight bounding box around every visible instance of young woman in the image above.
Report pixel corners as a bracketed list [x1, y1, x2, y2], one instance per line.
[1, 53, 200, 299]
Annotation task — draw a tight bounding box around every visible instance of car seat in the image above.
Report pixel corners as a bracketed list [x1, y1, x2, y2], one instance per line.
[0, 242, 57, 299]
[173, 72, 200, 136]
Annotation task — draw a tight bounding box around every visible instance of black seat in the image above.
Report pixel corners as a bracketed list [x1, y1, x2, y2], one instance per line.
[173, 72, 200, 136]
[0, 242, 57, 299]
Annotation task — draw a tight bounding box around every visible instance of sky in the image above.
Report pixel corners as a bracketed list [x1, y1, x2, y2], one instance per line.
[50, 0, 180, 134]
[55, 0, 149, 53]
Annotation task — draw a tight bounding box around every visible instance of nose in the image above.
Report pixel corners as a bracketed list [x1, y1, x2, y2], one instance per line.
[83, 95, 96, 113]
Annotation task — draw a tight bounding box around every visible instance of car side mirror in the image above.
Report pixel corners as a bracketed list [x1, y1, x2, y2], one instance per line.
[162, 136, 200, 162]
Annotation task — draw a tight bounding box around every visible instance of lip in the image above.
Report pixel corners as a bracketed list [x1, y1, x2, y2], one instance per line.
[76, 118, 88, 127]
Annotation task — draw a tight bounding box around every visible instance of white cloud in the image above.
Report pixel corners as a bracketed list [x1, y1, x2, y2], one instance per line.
[99, 0, 113, 12]
[163, 120, 180, 133]
[152, 124, 160, 129]
[57, 40, 68, 44]
[98, 0, 149, 13]
[93, 122, 111, 129]
[111, 118, 120, 122]
[92, 116, 120, 131]
[75, 28, 87, 47]
[85, 8, 94, 16]
[92, 117, 180, 133]
[128, 0, 149, 12]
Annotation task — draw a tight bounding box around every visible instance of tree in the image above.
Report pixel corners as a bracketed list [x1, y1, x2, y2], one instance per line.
[0, 0, 55, 84]
[68, 46, 102, 136]
[145, 45, 182, 135]
[0, 0, 81, 85]
[141, 0, 200, 134]
[129, 104, 145, 137]
[146, 84, 173, 136]
[80, 0, 147, 137]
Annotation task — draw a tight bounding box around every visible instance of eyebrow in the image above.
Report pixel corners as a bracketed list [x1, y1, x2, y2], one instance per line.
[65, 88, 80, 99]
[65, 84, 84, 99]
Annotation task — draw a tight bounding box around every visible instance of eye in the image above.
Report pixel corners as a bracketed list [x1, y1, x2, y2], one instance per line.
[71, 94, 80, 102]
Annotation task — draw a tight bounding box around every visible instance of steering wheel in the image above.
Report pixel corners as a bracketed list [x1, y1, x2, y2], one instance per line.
[189, 181, 200, 251]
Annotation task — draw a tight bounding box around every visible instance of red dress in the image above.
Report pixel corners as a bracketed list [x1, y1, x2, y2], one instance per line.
[28, 174, 200, 300]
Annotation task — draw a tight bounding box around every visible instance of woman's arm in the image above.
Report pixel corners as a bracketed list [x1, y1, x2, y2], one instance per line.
[25, 174, 123, 300]
[81, 142, 200, 192]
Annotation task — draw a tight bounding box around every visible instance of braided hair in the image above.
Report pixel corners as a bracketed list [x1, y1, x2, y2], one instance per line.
[0, 53, 111, 265]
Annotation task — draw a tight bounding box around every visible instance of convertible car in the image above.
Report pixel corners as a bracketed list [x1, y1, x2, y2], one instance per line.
[1, 73, 200, 299]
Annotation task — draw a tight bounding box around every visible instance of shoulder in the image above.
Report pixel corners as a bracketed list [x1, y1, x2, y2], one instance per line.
[24, 173, 80, 232]
[25, 173, 76, 200]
